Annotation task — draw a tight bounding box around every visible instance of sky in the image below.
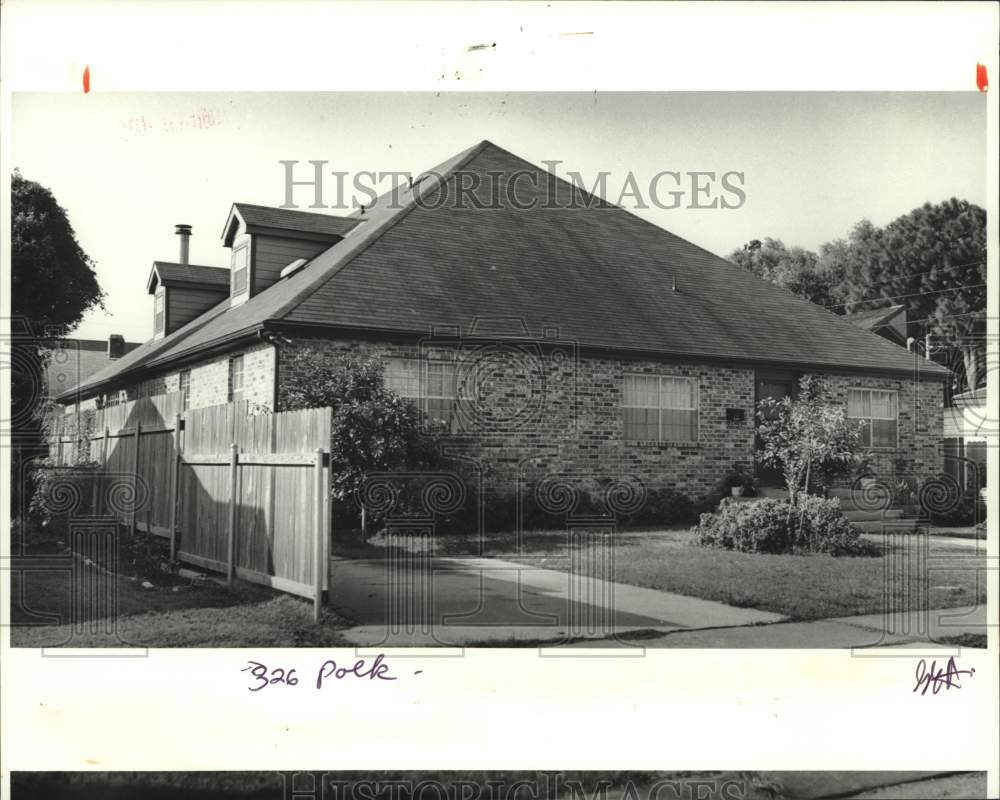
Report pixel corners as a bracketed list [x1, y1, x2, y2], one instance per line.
[11, 91, 988, 343]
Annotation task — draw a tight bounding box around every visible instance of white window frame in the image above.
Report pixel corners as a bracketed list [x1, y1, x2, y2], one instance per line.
[231, 244, 249, 297]
[179, 369, 191, 411]
[622, 373, 700, 443]
[228, 355, 245, 403]
[153, 291, 165, 334]
[384, 357, 457, 428]
[847, 387, 899, 449]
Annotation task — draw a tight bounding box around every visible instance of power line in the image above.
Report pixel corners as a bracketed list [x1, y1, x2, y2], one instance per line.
[885, 259, 986, 279]
[826, 283, 987, 310]
[822, 259, 985, 283]
[905, 311, 986, 326]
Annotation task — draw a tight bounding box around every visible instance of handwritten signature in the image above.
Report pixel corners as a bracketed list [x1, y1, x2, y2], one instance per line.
[913, 657, 975, 696]
[242, 654, 415, 692]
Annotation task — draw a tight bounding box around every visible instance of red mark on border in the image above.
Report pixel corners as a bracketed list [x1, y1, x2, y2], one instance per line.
[83, 66, 91, 93]
[976, 63, 988, 92]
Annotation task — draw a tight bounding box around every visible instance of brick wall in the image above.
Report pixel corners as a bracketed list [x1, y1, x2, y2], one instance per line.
[280, 337, 753, 501]
[111, 342, 277, 412]
[65, 330, 945, 513]
[819, 370, 944, 481]
[75, 328, 945, 506]
[277, 336, 945, 502]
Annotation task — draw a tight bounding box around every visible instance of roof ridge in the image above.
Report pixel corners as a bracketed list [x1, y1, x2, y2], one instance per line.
[153, 261, 228, 271]
[233, 201, 355, 218]
[270, 139, 494, 323]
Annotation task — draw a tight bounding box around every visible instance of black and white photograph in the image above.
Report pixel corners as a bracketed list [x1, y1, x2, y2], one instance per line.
[0, 3, 996, 797]
[6, 90, 990, 649]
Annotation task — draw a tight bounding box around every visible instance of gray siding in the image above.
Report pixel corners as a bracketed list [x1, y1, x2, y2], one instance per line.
[167, 286, 228, 333]
[253, 234, 330, 294]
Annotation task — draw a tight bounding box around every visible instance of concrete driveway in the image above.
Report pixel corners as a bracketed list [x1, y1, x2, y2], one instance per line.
[329, 555, 783, 646]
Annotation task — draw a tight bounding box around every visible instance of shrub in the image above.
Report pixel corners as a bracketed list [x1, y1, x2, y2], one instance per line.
[621, 487, 697, 527]
[694, 496, 875, 556]
[930, 493, 985, 527]
[360, 478, 698, 539]
[716, 463, 757, 497]
[281, 349, 443, 533]
[114, 530, 170, 579]
[694, 498, 792, 553]
[28, 457, 100, 532]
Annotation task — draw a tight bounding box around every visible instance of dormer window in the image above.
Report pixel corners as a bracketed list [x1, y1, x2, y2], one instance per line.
[221, 203, 361, 301]
[232, 245, 249, 296]
[147, 257, 229, 339]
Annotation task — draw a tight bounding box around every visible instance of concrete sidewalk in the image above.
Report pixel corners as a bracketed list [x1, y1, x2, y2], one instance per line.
[573, 604, 988, 649]
[329, 555, 986, 648]
[330, 556, 783, 647]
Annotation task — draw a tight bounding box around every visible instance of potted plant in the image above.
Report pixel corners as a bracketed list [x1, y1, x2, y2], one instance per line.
[721, 463, 756, 498]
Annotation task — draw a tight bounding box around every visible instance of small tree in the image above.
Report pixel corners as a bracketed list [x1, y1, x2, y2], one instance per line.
[756, 375, 865, 506]
[280, 349, 440, 532]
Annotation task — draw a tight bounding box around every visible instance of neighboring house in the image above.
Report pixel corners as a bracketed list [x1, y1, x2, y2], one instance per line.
[843, 304, 908, 348]
[942, 386, 988, 494]
[44, 335, 141, 403]
[53, 140, 949, 498]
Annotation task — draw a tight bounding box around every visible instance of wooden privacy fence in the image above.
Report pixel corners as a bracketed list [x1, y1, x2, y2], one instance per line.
[50, 397, 332, 619]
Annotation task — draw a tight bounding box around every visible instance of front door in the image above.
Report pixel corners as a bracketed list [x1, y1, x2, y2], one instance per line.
[755, 370, 799, 487]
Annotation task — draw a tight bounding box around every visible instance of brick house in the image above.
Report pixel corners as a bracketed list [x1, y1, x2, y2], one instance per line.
[54, 140, 948, 500]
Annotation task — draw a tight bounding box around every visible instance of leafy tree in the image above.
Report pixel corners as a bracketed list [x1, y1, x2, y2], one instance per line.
[11, 170, 104, 518]
[820, 200, 987, 391]
[279, 349, 440, 532]
[756, 376, 866, 506]
[728, 238, 837, 306]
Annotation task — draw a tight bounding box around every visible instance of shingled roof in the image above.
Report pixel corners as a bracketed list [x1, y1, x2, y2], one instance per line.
[844, 304, 906, 331]
[222, 203, 362, 246]
[146, 262, 230, 294]
[58, 140, 948, 401]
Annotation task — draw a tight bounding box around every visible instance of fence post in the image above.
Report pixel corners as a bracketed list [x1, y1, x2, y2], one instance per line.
[130, 422, 142, 536]
[227, 442, 239, 586]
[313, 447, 325, 622]
[168, 413, 182, 562]
[96, 427, 109, 516]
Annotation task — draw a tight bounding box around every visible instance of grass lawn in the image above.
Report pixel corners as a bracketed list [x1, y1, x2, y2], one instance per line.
[9, 544, 355, 648]
[430, 527, 988, 621]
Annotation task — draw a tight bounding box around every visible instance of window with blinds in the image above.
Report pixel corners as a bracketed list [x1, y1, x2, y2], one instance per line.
[847, 388, 898, 448]
[384, 357, 456, 427]
[179, 369, 191, 411]
[228, 355, 245, 403]
[622, 374, 699, 442]
[153, 292, 165, 334]
[231, 245, 249, 296]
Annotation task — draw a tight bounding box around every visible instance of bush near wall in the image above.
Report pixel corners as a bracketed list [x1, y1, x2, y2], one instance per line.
[694, 496, 877, 556]
[345, 480, 698, 538]
[27, 457, 100, 534]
